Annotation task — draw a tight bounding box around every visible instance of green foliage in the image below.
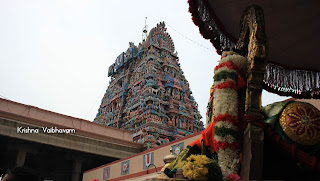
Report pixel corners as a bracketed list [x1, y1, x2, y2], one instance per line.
[207, 159, 223, 181]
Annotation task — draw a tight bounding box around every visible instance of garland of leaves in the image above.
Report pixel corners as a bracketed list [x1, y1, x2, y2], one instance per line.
[212, 51, 246, 179]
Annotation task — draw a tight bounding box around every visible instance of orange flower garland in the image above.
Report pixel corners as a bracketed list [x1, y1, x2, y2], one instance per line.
[212, 51, 246, 179]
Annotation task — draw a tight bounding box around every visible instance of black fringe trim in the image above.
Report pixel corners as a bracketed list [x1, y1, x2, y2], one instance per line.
[188, 0, 236, 55]
[263, 63, 320, 99]
[189, 0, 320, 99]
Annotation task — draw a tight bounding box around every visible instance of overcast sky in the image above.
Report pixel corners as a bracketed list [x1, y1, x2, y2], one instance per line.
[0, 0, 288, 125]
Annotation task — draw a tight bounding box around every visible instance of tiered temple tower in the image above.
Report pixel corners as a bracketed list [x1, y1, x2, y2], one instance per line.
[94, 22, 203, 149]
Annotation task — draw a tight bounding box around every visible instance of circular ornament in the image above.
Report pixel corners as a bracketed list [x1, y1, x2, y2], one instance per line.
[280, 102, 320, 145]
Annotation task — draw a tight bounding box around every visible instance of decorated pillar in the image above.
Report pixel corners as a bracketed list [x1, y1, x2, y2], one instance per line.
[236, 5, 268, 180]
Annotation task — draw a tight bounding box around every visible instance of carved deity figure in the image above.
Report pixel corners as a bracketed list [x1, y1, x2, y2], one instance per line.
[176, 90, 180, 100]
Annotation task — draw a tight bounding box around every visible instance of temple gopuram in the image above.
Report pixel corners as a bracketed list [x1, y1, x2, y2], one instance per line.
[94, 22, 204, 149]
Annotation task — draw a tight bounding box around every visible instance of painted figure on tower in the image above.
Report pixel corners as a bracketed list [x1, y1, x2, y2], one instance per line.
[94, 22, 203, 150]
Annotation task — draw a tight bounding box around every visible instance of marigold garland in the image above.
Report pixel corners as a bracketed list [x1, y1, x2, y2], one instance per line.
[214, 135, 236, 144]
[170, 51, 246, 181]
[211, 51, 246, 179]
[214, 61, 241, 74]
[219, 54, 247, 71]
[215, 121, 238, 130]
[214, 70, 238, 82]
[212, 140, 239, 152]
[213, 81, 238, 94]
[214, 127, 239, 139]
[237, 76, 246, 89]
[214, 89, 239, 117]
[214, 113, 239, 124]
[183, 154, 223, 181]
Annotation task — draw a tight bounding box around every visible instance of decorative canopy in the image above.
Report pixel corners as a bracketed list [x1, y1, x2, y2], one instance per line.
[188, 0, 320, 98]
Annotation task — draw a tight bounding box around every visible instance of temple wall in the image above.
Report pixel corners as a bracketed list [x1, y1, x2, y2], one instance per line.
[82, 131, 201, 181]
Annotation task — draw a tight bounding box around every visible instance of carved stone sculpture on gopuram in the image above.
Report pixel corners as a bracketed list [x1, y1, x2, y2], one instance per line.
[94, 22, 204, 150]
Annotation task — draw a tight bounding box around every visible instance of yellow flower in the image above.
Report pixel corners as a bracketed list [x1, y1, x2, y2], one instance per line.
[183, 155, 211, 181]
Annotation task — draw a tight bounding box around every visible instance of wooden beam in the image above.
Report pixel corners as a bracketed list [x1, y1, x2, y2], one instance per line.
[236, 5, 268, 180]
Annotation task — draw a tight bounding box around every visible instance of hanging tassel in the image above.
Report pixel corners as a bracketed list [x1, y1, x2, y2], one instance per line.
[263, 63, 320, 99]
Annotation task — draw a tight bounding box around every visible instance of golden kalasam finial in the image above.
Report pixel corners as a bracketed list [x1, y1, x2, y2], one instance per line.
[157, 147, 177, 179]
